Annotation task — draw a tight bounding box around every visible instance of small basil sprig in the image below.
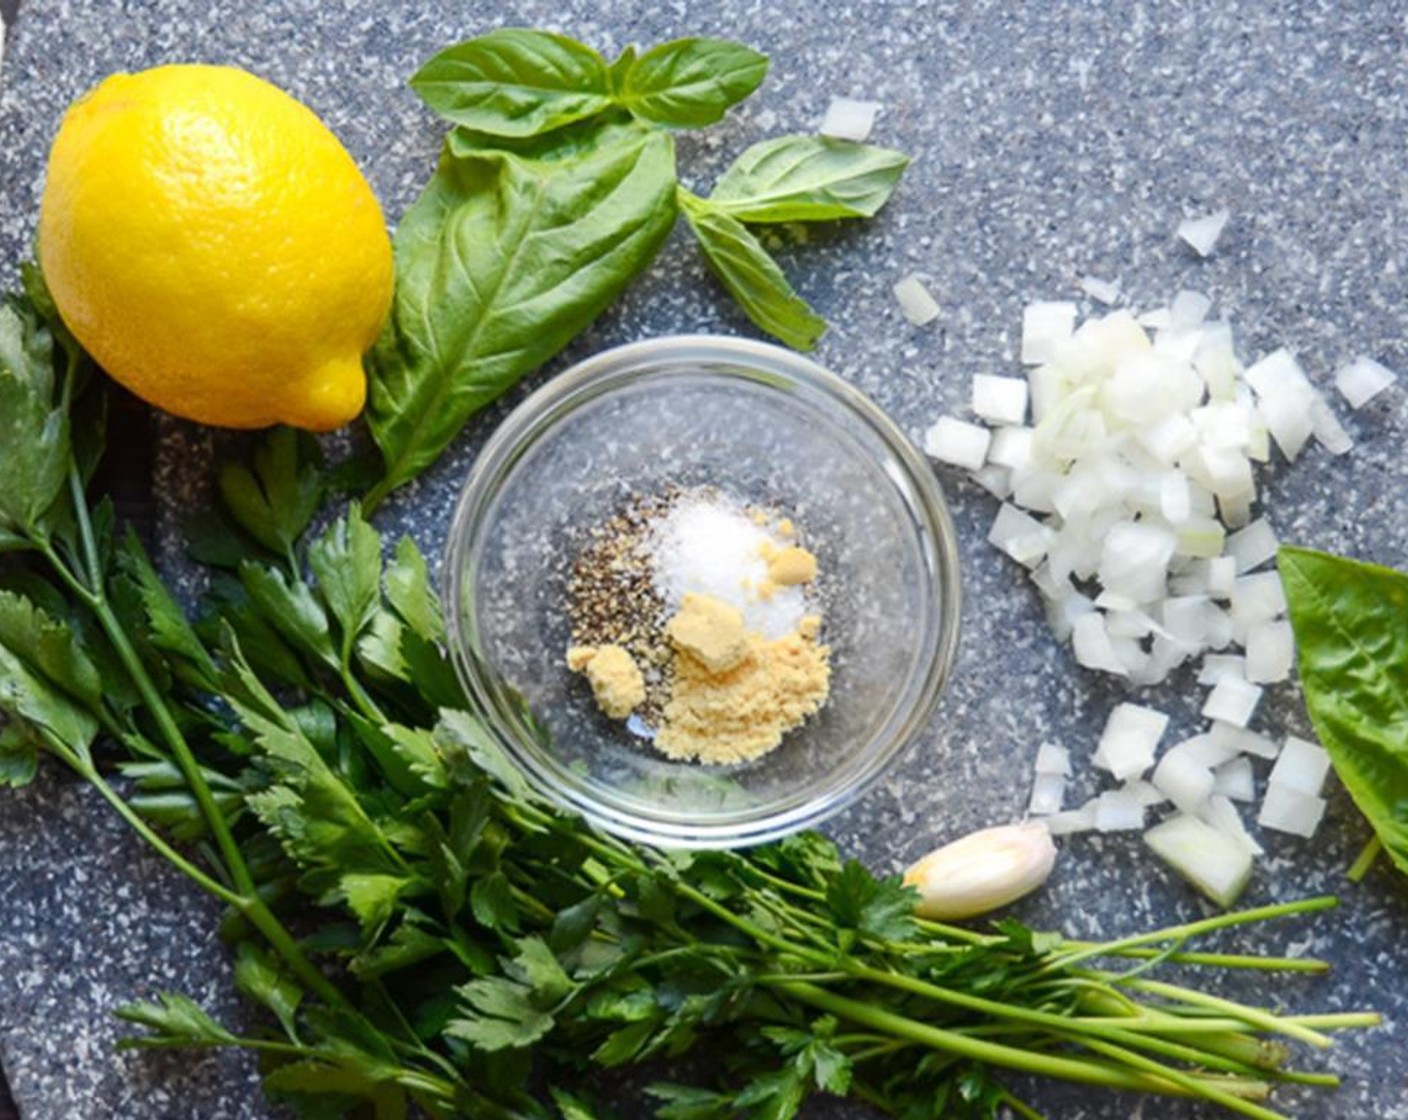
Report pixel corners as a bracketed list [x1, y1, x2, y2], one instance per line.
[1279, 545, 1408, 876]
[370, 31, 908, 505]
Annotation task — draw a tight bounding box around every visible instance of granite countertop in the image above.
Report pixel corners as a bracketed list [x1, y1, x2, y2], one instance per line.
[2, 2, 1407, 1118]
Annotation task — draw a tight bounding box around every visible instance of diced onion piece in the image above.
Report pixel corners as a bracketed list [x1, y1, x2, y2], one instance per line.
[989, 426, 1034, 469]
[1309, 394, 1353, 456]
[1122, 779, 1170, 807]
[1151, 749, 1216, 815]
[988, 503, 1054, 567]
[1230, 571, 1287, 620]
[1160, 471, 1192, 523]
[1073, 613, 1128, 676]
[1244, 619, 1294, 684]
[1046, 800, 1098, 836]
[1257, 783, 1327, 838]
[1199, 794, 1265, 857]
[1034, 742, 1072, 776]
[1168, 732, 1241, 769]
[1177, 209, 1231, 258]
[1095, 703, 1169, 780]
[1269, 735, 1331, 796]
[1139, 414, 1198, 463]
[1169, 290, 1213, 328]
[1028, 772, 1066, 815]
[1095, 789, 1147, 832]
[1201, 676, 1263, 728]
[820, 96, 881, 141]
[1145, 813, 1252, 907]
[1206, 555, 1237, 598]
[1213, 756, 1256, 803]
[1335, 357, 1396, 409]
[1226, 518, 1279, 573]
[972, 374, 1029, 425]
[972, 465, 1014, 500]
[893, 274, 941, 325]
[1208, 720, 1280, 760]
[1099, 521, 1176, 602]
[924, 416, 991, 470]
[1197, 653, 1246, 686]
[1021, 302, 1078, 365]
[1079, 275, 1121, 304]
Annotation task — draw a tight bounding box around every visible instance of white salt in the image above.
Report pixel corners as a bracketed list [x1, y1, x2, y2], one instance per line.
[649, 495, 809, 639]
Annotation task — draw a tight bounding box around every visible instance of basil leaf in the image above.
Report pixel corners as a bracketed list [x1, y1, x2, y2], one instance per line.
[411, 29, 613, 137]
[1279, 545, 1408, 874]
[680, 195, 825, 351]
[709, 136, 909, 223]
[367, 122, 678, 501]
[617, 38, 767, 128]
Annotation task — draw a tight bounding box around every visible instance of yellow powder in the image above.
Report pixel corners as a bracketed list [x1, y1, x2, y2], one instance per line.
[566, 644, 646, 720]
[665, 592, 749, 673]
[766, 545, 817, 587]
[776, 518, 796, 539]
[654, 594, 830, 765]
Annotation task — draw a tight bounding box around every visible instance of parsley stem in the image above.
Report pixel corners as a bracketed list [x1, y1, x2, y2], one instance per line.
[1106, 977, 1343, 1048]
[1347, 835, 1382, 882]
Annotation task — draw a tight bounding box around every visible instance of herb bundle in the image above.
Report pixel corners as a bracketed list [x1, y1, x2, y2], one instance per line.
[0, 274, 1379, 1120]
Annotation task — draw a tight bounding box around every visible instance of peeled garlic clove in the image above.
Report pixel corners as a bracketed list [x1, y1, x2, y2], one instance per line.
[903, 821, 1058, 920]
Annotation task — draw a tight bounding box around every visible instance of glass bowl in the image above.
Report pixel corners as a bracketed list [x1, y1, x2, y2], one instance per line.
[443, 335, 961, 848]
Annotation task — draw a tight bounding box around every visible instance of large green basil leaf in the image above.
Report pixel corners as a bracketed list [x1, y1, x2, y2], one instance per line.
[366, 122, 678, 501]
[679, 194, 825, 351]
[617, 38, 767, 128]
[1279, 545, 1408, 874]
[410, 29, 613, 137]
[708, 136, 909, 223]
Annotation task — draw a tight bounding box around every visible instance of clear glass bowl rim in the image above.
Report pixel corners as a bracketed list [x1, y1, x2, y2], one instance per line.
[443, 333, 963, 848]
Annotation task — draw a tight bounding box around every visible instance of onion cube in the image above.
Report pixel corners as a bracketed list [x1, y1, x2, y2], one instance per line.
[989, 426, 1035, 469]
[1245, 619, 1294, 684]
[1199, 794, 1265, 857]
[1169, 289, 1213, 328]
[1046, 800, 1098, 836]
[1145, 813, 1252, 907]
[1099, 521, 1176, 602]
[1206, 555, 1237, 598]
[1122, 779, 1170, 807]
[1309, 394, 1354, 456]
[1226, 518, 1279, 574]
[1079, 275, 1121, 304]
[820, 96, 882, 141]
[1202, 677, 1263, 728]
[1095, 790, 1147, 832]
[1177, 209, 1231, 258]
[894, 274, 941, 326]
[1257, 783, 1327, 838]
[1231, 571, 1287, 620]
[1035, 742, 1072, 776]
[1021, 301, 1078, 365]
[1175, 517, 1227, 559]
[1217, 490, 1253, 530]
[1208, 720, 1280, 760]
[972, 374, 1029, 425]
[1169, 732, 1242, 769]
[1106, 609, 1155, 639]
[1269, 736, 1331, 796]
[924, 416, 991, 470]
[1335, 357, 1396, 409]
[1095, 703, 1169, 779]
[1072, 612, 1127, 675]
[1160, 472, 1193, 523]
[1139, 414, 1198, 463]
[1213, 756, 1256, 803]
[1244, 348, 1309, 398]
[1028, 772, 1066, 816]
[1197, 653, 1246, 686]
[1152, 750, 1216, 815]
[988, 503, 1053, 567]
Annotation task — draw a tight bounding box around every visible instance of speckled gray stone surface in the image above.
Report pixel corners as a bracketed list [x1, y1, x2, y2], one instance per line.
[2, 1, 1408, 1118]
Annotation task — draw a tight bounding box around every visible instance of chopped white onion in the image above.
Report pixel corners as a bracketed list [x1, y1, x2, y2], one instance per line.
[971, 464, 1014, 500]
[1208, 720, 1280, 760]
[1257, 783, 1327, 838]
[924, 416, 991, 470]
[1034, 742, 1072, 776]
[1308, 394, 1354, 456]
[1144, 813, 1252, 907]
[1121, 779, 1170, 807]
[1213, 756, 1256, 803]
[1244, 619, 1294, 684]
[1094, 703, 1168, 780]
[1169, 289, 1213, 328]
[1226, 518, 1279, 574]
[1151, 749, 1216, 815]
[1199, 794, 1265, 857]
[1197, 653, 1246, 686]
[1206, 555, 1237, 598]
[988, 503, 1054, 567]
[989, 426, 1035, 469]
[1079, 275, 1121, 304]
[1072, 612, 1127, 675]
[1335, 357, 1396, 409]
[1268, 736, 1331, 796]
[972, 374, 1029, 425]
[1095, 789, 1147, 832]
[1045, 800, 1098, 836]
[1166, 732, 1242, 769]
[1021, 302, 1078, 365]
[893, 274, 941, 326]
[1028, 772, 1067, 815]
[1176, 209, 1231, 258]
[819, 96, 881, 141]
[1201, 676, 1264, 728]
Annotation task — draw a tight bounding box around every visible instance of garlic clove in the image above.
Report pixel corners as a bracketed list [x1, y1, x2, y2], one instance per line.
[903, 821, 1058, 920]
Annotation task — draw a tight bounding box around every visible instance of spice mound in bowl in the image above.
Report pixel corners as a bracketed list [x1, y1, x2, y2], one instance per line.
[566, 487, 830, 765]
[444, 335, 961, 848]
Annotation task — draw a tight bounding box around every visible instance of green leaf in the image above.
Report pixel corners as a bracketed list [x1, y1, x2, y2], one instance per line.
[0, 299, 69, 536]
[307, 505, 383, 649]
[239, 562, 337, 666]
[0, 606, 99, 759]
[551, 1087, 602, 1120]
[217, 428, 324, 558]
[114, 530, 218, 687]
[617, 38, 767, 128]
[263, 1060, 407, 1120]
[470, 869, 521, 932]
[708, 136, 909, 223]
[824, 859, 919, 943]
[384, 536, 444, 642]
[0, 723, 39, 788]
[0, 588, 104, 711]
[115, 992, 238, 1048]
[434, 709, 532, 801]
[734, 1067, 806, 1120]
[233, 942, 303, 1042]
[646, 1083, 732, 1120]
[411, 29, 612, 137]
[341, 871, 410, 933]
[366, 119, 678, 500]
[680, 195, 826, 351]
[1280, 546, 1408, 874]
[448, 937, 575, 1052]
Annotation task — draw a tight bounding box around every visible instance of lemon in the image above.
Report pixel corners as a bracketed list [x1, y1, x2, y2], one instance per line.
[38, 64, 393, 431]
